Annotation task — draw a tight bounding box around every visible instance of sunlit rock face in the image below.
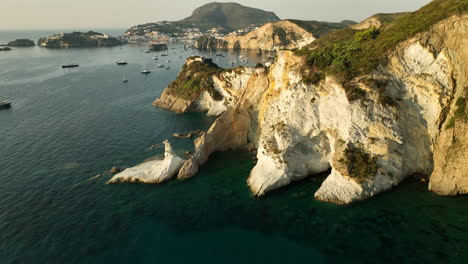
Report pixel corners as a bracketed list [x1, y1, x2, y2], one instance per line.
[154, 15, 468, 203]
[108, 140, 185, 184]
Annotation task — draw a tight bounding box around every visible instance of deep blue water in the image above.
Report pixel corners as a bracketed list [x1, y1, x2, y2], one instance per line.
[0, 30, 467, 264]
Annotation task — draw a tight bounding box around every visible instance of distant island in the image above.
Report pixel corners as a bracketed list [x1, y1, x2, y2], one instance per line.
[149, 43, 168, 51]
[38, 31, 123, 48]
[122, 2, 280, 43]
[2, 39, 35, 47]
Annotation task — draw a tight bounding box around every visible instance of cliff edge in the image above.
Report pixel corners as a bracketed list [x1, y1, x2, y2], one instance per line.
[153, 0, 467, 204]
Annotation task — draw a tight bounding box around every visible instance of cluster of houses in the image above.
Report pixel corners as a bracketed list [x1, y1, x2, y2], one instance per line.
[121, 23, 262, 44]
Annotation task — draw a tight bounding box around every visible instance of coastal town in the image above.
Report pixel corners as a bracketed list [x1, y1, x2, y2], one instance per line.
[120, 22, 263, 43]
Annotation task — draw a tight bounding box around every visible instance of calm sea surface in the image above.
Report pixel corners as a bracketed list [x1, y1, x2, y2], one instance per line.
[0, 29, 467, 264]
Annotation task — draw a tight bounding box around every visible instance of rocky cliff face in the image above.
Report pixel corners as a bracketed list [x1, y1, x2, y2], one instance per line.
[154, 56, 255, 115]
[195, 20, 347, 51]
[154, 12, 467, 204]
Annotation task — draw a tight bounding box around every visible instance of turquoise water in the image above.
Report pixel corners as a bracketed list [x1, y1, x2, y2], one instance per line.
[0, 30, 467, 264]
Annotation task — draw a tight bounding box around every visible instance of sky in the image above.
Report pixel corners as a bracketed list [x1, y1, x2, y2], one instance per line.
[1, 0, 432, 30]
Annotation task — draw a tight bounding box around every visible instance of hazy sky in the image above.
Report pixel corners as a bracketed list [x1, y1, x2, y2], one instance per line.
[1, 0, 431, 30]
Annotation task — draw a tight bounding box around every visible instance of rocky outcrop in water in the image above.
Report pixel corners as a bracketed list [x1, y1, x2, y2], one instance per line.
[149, 43, 168, 51]
[107, 140, 185, 184]
[5, 39, 35, 47]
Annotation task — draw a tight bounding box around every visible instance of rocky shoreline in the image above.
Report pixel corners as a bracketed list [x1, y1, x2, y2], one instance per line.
[115, 1, 468, 205]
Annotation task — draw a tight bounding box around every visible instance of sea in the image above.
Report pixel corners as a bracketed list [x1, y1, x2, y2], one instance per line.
[0, 29, 467, 264]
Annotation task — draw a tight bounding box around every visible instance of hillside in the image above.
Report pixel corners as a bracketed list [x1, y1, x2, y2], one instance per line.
[296, 0, 468, 82]
[181, 2, 280, 32]
[288, 19, 356, 38]
[351, 12, 410, 30]
[124, 2, 280, 38]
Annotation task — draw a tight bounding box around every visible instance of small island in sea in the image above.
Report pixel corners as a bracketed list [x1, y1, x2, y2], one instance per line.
[2, 39, 35, 47]
[37, 31, 123, 48]
[148, 43, 169, 51]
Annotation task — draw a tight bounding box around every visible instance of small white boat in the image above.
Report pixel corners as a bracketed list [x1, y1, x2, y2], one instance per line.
[156, 64, 165, 68]
[0, 101, 12, 110]
[152, 56, 158, 60]
[141, 69, 151, 74]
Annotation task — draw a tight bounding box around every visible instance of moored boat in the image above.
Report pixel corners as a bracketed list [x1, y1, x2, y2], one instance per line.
[117, 61, 128, 65]
[141, 69, 151, 74]
[62, 64, 79, 68]
[0, 101, 12, 109]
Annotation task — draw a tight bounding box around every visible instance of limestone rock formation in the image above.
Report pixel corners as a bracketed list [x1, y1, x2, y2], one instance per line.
[195, 20, 352, 51]
[107, 140, 185, 184]
[152, 1, 468, 204]
[154, 56, 255, 115]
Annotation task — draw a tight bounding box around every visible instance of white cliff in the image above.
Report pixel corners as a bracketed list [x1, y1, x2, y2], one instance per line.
[108, 140, 185, 184]
[153, 13, 468, 204]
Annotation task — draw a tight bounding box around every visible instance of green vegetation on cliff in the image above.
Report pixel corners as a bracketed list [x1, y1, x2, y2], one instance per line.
[296, 0, 467, 83]
[287, 19, 356, 38]
[181, 2, 280, 32]
[166, 58, 223, 100]
[342, 146, 379, 182]
[446, 96, 467, 129]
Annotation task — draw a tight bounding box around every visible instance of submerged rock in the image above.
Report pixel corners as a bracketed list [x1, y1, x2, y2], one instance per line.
[110, 167, 122, 173]
[172, 129, 203, 139]
[107, 140, 186, 184]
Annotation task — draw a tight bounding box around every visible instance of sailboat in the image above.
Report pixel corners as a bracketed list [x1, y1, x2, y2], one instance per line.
[122, 74, 128, 83]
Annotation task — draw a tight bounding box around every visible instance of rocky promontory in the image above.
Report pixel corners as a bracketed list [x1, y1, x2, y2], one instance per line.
[38, 31, 123, 48]
[149, 0, 467, 205]
[108, 140, 185, 184]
